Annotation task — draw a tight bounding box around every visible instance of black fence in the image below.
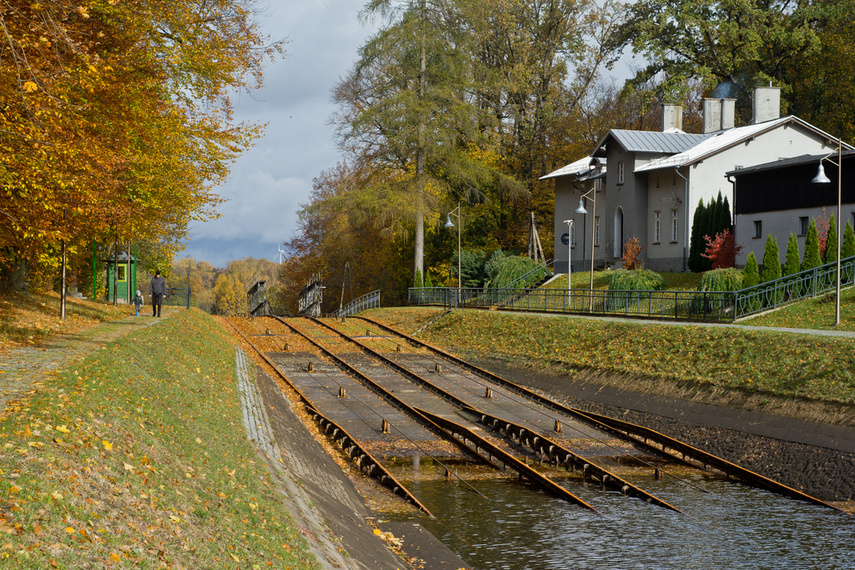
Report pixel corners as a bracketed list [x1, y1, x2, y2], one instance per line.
[408, 254, 855, 322]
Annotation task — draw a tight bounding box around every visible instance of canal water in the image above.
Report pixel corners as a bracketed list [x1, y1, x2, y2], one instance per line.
[386, 462, 854, 569]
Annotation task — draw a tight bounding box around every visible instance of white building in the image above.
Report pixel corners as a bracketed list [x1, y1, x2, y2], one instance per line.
[545, 88, 841, 273]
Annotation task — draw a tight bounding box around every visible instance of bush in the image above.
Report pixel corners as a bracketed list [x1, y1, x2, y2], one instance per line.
[608, 268, 665, 291]
[606, 269, 665, 311]
[843, 220, 855, 260]
[825, 214, 838, 264]
[741, 252, 761, 312]
[486, 256, 549, 289]
[698, 268, 744, 292]
[621, 237, 644, 270]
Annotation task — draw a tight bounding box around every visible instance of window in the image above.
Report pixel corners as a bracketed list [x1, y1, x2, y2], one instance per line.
[799, 216, 809, 236]
[617, 161, 625, 184]
[594, 216, 600, 246]
[653, 210, 661, 243]
[117, 265, 126, 282]
[671, 209, 679, 242]
[754, 220, 762, 239]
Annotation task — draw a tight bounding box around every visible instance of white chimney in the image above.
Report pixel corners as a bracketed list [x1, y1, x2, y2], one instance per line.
[721, 98, 736, 130]
[752, 87, 781, 123]
[661, 104, 683, 131]
[703, 98, 722, 133]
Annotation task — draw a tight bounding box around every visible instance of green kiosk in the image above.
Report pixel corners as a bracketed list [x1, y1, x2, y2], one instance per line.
[104, 250, 136, 303]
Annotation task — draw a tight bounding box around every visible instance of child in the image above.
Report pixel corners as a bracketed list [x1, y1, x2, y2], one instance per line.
[132, 290, 144, 317]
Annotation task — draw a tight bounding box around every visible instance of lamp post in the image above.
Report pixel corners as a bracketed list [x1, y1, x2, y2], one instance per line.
[445, 202, 462, 300]
[811, 137, 843, 326]
[574, 190, 597, 300]
[564, 219, 574, 306]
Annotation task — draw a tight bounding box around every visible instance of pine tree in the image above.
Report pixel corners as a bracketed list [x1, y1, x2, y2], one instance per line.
[714, 191, 726, 232]
[802, 220, 822, 271]
[414, 268, 424, 288]
[699, 199, 714, 272]
[721, 195, 732, 231]
[761, 235, 781, 282]
[424, 270, 433, 288]
[783, 232, 800, 276]
[743, 251, 760, 288]
[824, 214, 838, 264]
[843, 220, 855, 260]
[687, 199, 707, 272]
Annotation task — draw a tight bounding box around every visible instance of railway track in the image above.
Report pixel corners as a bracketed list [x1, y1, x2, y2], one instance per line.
[227, 314, 842, 519]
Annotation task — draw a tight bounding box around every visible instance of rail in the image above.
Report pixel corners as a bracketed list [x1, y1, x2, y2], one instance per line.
[330, 289, 380, 318]
[163, 287, 190, 309]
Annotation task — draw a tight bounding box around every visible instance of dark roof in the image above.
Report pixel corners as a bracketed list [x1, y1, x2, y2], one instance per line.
[726, 149, 855, 177]
[593, 130, 713, 156]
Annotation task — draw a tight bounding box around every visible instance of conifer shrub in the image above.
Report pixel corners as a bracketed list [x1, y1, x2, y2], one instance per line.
[761, 234, 782, 282]
[741, 252, 761, 312]
[783, 232, 802, 297]
[825, 214, 838, 264]
[843, 220, 855, 260]
[801, 220, 822, 271]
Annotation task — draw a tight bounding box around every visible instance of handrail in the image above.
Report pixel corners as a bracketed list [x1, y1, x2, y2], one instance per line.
[330, 289, 380, 318]
[501, 258, 553, 290]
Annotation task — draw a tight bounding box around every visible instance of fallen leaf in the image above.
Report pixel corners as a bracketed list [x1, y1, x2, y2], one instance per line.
[55, 426, 70, 434]
[169, 515, 181, 523]
[51, 491, 63, 500]
[123, 462, 135, 472]
[65, 527, 75, 534]
[102, 440, 112, 451]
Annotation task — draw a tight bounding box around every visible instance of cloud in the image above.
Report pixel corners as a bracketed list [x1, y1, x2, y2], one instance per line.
[180, 0, 376, 267]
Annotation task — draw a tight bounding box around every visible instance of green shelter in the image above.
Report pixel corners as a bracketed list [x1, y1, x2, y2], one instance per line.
[104, 250, 136, 303]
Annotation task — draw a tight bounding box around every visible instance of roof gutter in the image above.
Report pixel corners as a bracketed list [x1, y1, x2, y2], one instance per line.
[674, 167, 689, 272]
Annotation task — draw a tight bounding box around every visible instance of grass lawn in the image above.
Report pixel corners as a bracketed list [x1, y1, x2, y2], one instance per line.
[745, 286, 855, 332]
[544, 270, 703, 291]
[0, 308, 317, 568]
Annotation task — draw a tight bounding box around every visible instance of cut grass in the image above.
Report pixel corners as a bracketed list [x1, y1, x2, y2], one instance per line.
[744, 286, 855, 331]
[365, 307, 855, 407]
[0, 308, 317, 568]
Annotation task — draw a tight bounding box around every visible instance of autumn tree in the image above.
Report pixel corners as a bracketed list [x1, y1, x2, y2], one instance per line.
[702, 229, 742, 269]
[0, 0, 282, 301]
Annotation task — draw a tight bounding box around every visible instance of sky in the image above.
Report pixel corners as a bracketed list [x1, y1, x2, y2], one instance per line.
[179, 1, 636, 269]
[179, 0, 377, 268]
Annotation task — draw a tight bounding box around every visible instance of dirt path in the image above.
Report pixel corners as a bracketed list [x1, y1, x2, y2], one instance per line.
[0, 310, 177, 417]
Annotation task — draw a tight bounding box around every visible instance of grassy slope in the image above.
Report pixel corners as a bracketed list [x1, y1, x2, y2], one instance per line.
[366, 307, 855, 406]
[0, 309, 317, 568]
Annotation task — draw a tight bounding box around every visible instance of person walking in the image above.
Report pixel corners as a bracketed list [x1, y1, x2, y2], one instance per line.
[150, 270, 167, 317]
[132, 290, 144, 317]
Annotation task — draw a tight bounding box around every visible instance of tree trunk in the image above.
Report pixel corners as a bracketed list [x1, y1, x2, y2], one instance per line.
[60, 239, 67, 320]
[414, 0, 427, 281]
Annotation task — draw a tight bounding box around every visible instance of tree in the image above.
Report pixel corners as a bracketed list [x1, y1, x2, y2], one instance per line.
[687, 199, 707, 272]
[802, 219, 822, 271]
[213, 273, 245, 316]
[611, 0, 829, 121]
[843, 220, 855, 260]
[743, 251, 760, 291]
[783, 232, 800, 276]
[622, 237, 643, 270]
[702, 229, 742, 269]
[825, 214, 838, 265]
[761, 235, 781, 282]
[0, 0, 283, 299]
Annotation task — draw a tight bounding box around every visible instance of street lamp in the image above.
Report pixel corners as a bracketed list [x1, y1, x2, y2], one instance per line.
[812, 137, 843, 326]
[574, 190, 597, 299]
[445, 202, 462, 299]
[564, 219, 574, 305]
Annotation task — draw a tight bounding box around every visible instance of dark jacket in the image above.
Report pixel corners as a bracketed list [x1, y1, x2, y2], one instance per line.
[150, 275, 167, 296]
[132, 294, 144, 307]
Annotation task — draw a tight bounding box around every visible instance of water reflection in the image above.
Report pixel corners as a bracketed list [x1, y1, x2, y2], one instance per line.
[388, 462, 854, 569]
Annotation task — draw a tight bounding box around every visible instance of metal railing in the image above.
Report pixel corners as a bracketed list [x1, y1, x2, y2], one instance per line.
[503, 258, 553, 289]
[409, 286, 736, 321]
[330, 289, 381, 317]
[733, 255, 855, 319]
[163, 287, 190, 309]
